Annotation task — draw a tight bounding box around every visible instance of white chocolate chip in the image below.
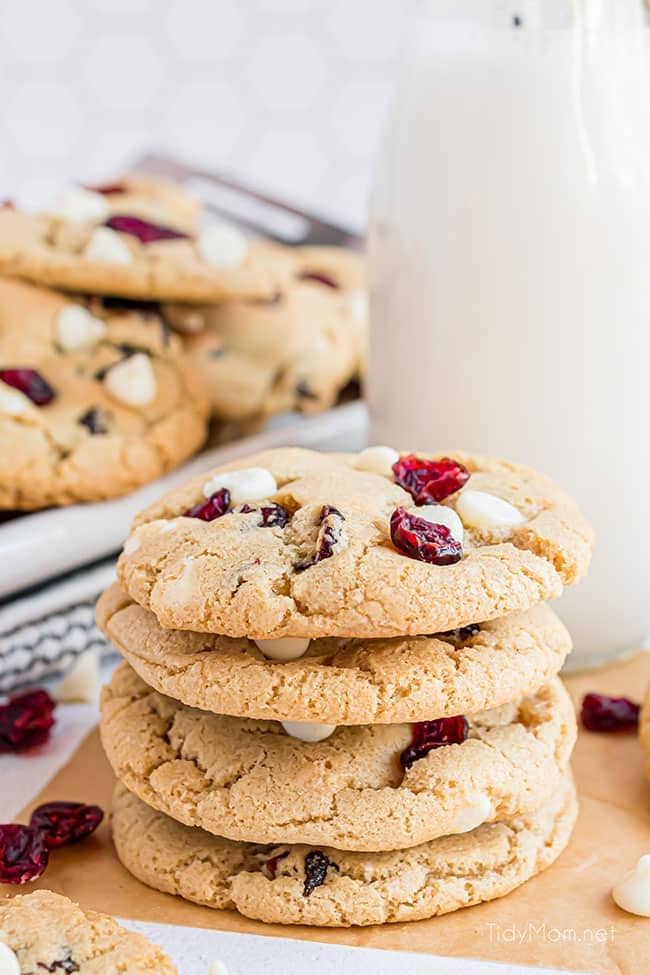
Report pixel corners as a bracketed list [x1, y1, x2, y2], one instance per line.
[449, 794, 492, 834]
[414, 504, 464, 544]
[56, 304, 105, 351]
[84, 226, 133, 264]
[612, 854, 650, 916]
[208, 962, 230, 975]
[347, 289, 369, 324]
[456, 489, 525, 531]
[355, 445, 399, 475]
[198, 223, 248, 268]
[0, 943, 20, 975]
[0, 383, 30, 416]
[122, 533, 141, 555]
[202, 467, 277, 504]
[254, 637, 311, 662]
[56, 648, 99, 703]
[281, 720, 337, 743]
[50, 186, 110, 223]
[105, 353, 156, 408]
[124, 519, 176, 556]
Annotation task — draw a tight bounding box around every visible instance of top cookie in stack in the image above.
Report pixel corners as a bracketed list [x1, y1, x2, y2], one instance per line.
[115, 446, 593, 638]
[98, 446, 592, 927]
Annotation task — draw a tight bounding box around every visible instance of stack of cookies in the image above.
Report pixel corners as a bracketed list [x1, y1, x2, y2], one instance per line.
[96, 446, 593, 927]
[0, 179, 365, 509]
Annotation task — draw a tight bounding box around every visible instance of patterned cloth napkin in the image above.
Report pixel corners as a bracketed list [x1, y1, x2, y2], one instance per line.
[0, 560, 117, 694]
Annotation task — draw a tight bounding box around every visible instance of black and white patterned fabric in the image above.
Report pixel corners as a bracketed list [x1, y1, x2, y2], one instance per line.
[0, 561, 116, 694]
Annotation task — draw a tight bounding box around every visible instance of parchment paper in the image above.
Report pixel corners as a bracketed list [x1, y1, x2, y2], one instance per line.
[4, 653, 650, 974]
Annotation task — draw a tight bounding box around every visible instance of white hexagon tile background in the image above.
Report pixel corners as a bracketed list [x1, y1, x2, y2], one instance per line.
[0, 0, 418, 231]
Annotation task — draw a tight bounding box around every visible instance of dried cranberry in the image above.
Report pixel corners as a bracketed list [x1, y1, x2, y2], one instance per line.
[303, 850, 338, 897]
[0, 689, 56, 753]
[0, 824, 49, 883]
[298, 271, 338, 289]
[240, 503, 290, 528]
[392, 454, 470, 505]
[86, 182, 126, 195]
[185, 487, 230, 521]
[441, 623, 481, 644]
[37, 952, 79, 972]
[105, 215, 189, 244]
[262, 849, 289, 879]
[30, 801, 104, 849]
[400, 715, 469, 769]
[0, 368, 55, 406]
[581, 693, 640, 733]
[390, 506, 462, 565]
[79, 407, 108, 435]
[295, 505, 345, 572]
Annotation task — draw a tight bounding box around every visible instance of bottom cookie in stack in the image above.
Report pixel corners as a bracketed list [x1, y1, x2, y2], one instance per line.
[112, 775, 577, 928]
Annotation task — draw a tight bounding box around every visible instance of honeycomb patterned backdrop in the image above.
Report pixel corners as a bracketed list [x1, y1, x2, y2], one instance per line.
[0, 0, 417, 231]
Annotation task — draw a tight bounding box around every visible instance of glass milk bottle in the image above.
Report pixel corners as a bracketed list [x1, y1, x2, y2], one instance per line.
[368, 0, 650, 664]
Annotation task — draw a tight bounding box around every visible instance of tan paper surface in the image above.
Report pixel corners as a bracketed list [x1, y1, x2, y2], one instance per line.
[3, 653, 650, 974]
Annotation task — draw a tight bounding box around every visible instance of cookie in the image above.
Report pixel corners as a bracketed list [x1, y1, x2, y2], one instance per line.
[0, 889, 176, 973]
[166, 245, 366, 421]
[640, 684, 650, 781]
[0, 177, 288, 302]
[100, 663, 576, 852]
[116, 447, 594, 639]
[0, 277, 210, 508]
[112, 773, 577, 927]
[97, 584, 571, 725]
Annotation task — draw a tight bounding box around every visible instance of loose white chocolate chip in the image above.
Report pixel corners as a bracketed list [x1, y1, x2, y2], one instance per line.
[105, 353, 156, 408]
[198, 223, 248, 268]
[449, 794, 492, 834]
[456, 489, 525, 531]
[202, 467, 277, 504]
[254, 637, 311, 662]
[281, 720, 337, 743]
[0, 943, 20, 975]
[50, 186, 110, 223]
[56, 304, 105, 351]
[56, 648, 99, 703]
[0, 384, 30, 416]
[84, 226, 133, 264]
[612, 854, 650, 916]
[208, 963, 230, 975]
[414, 504, 464, 544]
[355, 445, 400, 475]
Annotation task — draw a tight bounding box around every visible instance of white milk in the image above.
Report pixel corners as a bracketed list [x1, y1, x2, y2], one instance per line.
[369, 0, 650, 662]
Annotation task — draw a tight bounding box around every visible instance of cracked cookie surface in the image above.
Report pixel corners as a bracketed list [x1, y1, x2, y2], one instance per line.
[0, 277, 209, 508]
[169, 245, 366, 422]
[116, 447, 594, 638]
[0, 176, 288, 302]
[112, 774, 577, 927]
[97, 583, 571, 724]
[101, 663, 576, 851]
[0, 889, 176, 973]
